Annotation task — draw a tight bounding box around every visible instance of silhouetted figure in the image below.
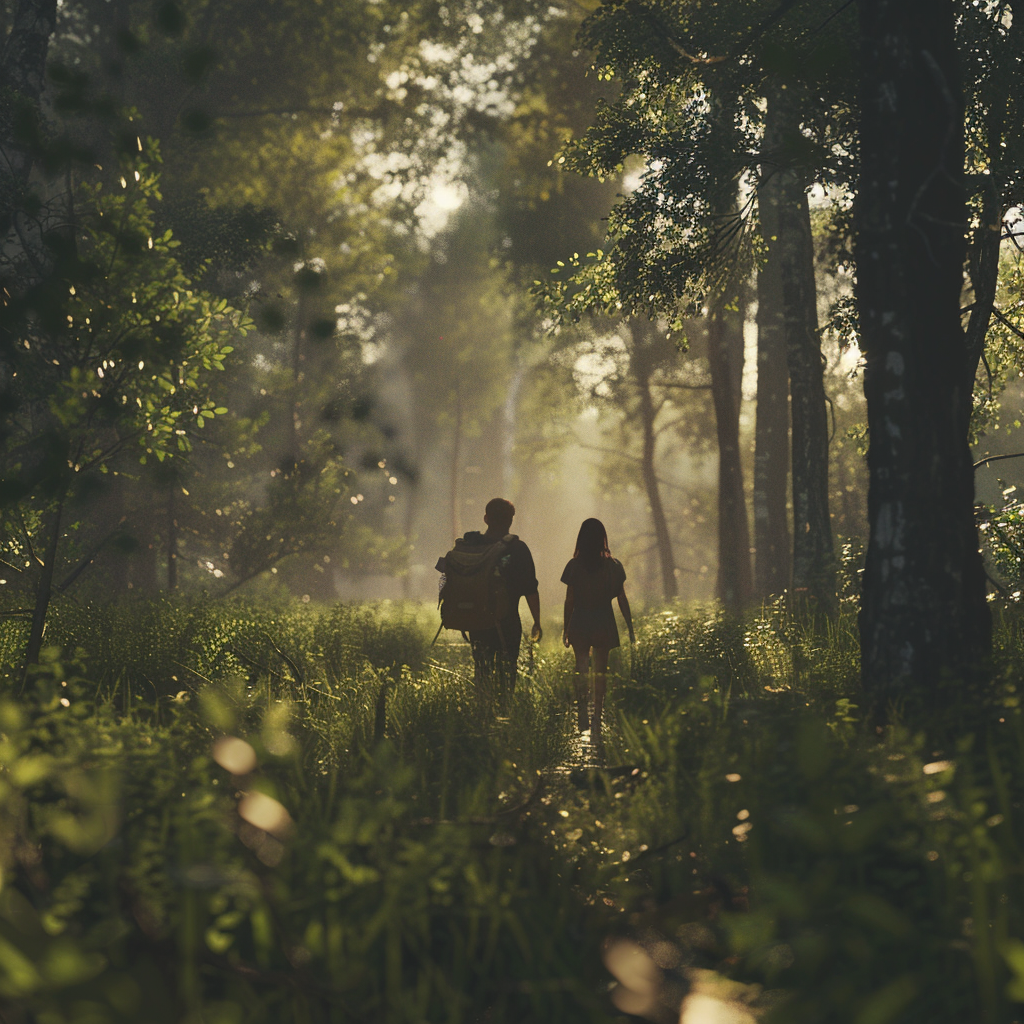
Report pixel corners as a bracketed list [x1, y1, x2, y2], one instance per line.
[457, 498, 541, 709]
[561, 519, 634, 747]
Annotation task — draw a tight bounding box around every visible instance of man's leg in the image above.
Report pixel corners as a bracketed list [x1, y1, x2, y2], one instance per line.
[496, 618, 523, 711]
[469, 628, 501, 705]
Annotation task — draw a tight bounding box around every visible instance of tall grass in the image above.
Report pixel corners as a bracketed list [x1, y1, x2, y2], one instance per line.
[1, 596, 1023, 1022]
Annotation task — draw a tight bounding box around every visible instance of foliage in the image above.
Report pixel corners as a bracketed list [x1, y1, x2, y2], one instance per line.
[537, 0, 859, 323]
[972, 236, 1024, 443]
[0, 142, 249, 629]
[564, 317, 716, 556]
[1, 597, 430, 700]
[0, 144, 245, 496]
[979, 487, 1024, 603]
[34, 0, 588, 601]
[2, 599, 1024, 1021]
[0, 609, 609, 1023]
[553, 606, 1024, 1024]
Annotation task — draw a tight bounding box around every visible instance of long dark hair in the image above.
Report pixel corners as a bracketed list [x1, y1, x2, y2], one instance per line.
[574, 518, 611, 570]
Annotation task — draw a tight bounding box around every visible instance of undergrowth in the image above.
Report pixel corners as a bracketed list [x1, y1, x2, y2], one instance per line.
[0, 597, 1022, 1023]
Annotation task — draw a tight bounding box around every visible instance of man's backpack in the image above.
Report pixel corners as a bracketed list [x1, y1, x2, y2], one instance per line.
[433, 535, 516, 641]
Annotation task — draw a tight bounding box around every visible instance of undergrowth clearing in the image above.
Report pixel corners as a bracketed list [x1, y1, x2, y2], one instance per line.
[1, 598, 1023, 1023]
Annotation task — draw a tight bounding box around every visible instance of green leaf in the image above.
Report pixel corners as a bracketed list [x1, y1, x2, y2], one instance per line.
[1001, 939, 1024, 1001]
[854, 976, 918, 1024]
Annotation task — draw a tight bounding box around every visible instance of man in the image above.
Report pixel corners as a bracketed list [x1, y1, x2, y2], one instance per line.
[461, 497, 541, 707]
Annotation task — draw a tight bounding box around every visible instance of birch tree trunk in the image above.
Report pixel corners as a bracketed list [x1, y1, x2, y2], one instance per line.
[855, 0, 990, 710]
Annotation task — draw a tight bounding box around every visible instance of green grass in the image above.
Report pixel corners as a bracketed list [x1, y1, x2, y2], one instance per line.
[1, 597, 1024, 1022]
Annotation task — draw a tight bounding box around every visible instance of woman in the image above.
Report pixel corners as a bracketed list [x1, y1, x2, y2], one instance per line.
[561, 518, 634, 741]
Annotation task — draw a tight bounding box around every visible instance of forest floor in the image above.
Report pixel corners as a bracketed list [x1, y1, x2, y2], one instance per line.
[0, 596, 1022, 1023]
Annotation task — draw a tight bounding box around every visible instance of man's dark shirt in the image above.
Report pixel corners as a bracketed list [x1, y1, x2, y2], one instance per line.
[451, 531, 537, 698]
[457, 531, 536, 660]
[459, 530, 538, 608]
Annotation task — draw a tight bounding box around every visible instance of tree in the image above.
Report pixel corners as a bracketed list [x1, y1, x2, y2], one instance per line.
[544, 0, 852, 610]
[753, 186, 791, 598]
[958, 0, 1024, 402]
[854, 0, 990, 708]
[572, 319, 683, 600]
[381, 209, 513, 546]
[0, 150, 245, 667]
[758, 84, 835, 610]
[44, 0, 591, 597]
[705, 294, 753, 611]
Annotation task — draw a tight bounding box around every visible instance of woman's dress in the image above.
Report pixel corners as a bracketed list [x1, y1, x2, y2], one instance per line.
[560, 556, 627, 649]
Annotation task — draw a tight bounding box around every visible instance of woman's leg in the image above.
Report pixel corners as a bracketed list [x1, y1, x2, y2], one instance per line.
[571, 642, 591, 730]
[591, 647, 611, 743]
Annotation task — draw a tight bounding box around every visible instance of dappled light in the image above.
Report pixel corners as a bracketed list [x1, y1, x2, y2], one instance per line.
[212, 735, 258, 775]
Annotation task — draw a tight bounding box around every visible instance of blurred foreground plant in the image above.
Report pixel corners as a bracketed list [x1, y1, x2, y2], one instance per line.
[0, 628, 608, 1023]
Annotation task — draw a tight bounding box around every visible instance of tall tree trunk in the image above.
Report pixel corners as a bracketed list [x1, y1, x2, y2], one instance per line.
[784, 189, 834, 612]
[23, 496, 62, 675]
[762, 85, 836, 613]
[753, 245, 791, 599]
[855, 0, 990, 710]
[707, 304, 752, 613]
[632, 323, 678, 599]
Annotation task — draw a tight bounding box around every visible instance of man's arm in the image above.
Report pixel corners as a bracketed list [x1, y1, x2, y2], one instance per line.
[514, 541, 542, 641]
[526, 592, 542, 642]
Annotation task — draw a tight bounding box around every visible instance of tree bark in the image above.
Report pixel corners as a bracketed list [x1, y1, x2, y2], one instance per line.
[855, 0, 990, 710]
[761, 86, 836, 613]
[707, 303, 752, 614]
[753, 212, 792, 600]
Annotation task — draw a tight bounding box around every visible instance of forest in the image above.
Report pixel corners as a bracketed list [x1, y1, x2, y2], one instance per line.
[2, 0, 1024, 1020]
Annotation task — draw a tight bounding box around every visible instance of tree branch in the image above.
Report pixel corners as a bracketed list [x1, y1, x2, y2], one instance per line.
[573, 439, 699, 492]
[659, 380, 713, 391]
[974, 452, 1024, 470]
[992, 307, 1024, 343]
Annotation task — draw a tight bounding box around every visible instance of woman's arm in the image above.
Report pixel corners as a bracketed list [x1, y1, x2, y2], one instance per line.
[616, 586, 634, 644]
[563, 585, 574, 647]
